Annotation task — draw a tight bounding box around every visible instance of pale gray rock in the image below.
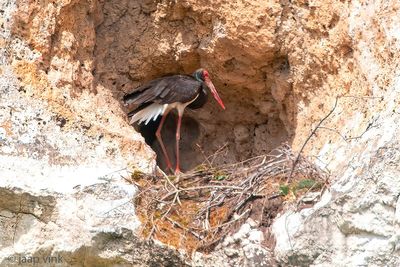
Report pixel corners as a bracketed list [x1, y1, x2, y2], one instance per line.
[193, 220, 275, 267]
[272, 1, 400, 265]
[0, 171, 187, 266]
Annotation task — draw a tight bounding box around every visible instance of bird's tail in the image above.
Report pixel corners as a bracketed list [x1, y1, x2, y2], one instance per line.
[129, 103, 168, 125]
[123, 90, 142, 106]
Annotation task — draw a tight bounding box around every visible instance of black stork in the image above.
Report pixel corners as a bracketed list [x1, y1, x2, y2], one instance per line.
[123, 68, 225, 174]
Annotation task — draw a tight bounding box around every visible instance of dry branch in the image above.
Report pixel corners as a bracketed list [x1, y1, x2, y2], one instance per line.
[130, 144, 327, 253]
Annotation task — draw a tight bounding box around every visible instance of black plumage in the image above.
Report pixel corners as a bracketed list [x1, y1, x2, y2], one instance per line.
[122, 68, 224, 174]
[123, 75, 205, 107]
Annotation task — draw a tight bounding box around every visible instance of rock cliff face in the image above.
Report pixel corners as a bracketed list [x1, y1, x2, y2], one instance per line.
[273, 1, 400, 265]
[1, 0, 400, 266]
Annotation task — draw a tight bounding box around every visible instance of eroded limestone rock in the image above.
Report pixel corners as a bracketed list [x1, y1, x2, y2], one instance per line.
[2, 0, 400, 266]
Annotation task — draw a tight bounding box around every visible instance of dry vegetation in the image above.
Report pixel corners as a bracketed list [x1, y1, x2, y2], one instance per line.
[126, 144, 328, 254]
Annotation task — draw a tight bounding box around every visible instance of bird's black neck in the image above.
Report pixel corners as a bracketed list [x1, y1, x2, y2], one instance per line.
[188, 83, 208, 109]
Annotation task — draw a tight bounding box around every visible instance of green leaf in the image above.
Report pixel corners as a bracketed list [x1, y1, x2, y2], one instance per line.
[279, 185, 290, 196]
[297, 179, 316, 190]
[214, 175, 226, 181]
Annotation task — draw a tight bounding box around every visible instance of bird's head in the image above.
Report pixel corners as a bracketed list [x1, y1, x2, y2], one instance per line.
[193, 68, 225, 110]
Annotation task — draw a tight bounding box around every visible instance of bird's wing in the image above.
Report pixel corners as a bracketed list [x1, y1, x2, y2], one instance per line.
[123, 75, 202, 105]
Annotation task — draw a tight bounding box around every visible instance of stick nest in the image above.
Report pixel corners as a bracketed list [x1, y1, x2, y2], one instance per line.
[127, 144, 328, 254]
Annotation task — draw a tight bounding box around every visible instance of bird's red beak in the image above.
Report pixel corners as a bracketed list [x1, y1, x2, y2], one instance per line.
[205, 77, 225, 110]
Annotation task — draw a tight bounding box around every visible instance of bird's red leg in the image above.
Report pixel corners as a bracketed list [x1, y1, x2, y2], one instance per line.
[155, 110, 173, 172]
[175, 112, 183, 174]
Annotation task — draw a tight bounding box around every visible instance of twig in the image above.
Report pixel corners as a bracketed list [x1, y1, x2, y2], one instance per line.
[166, 217, 205, 239]
[288, 95, 383, 181]
[133, 144, 327, 253]
[204, 192, 216, 230]
[339, 95, 383, 100]
[210, 143, 229, 165]
[207, 208, 250, 230]
[98, 167, 128, 181]
[160, 192, 180, 221]
[158, 166, 182, 205]
[289, 96, 339, 180]
[196, 143, 213, 168]
[317, 126, 349, 142]
[160, 185, 243, 201]
[346, 115, 379, 141]
[146, 214, 157, 240]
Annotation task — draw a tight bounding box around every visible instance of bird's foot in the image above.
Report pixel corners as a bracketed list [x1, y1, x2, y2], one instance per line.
[174, 168, 183, 182]
[174, 167, 182, 176]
